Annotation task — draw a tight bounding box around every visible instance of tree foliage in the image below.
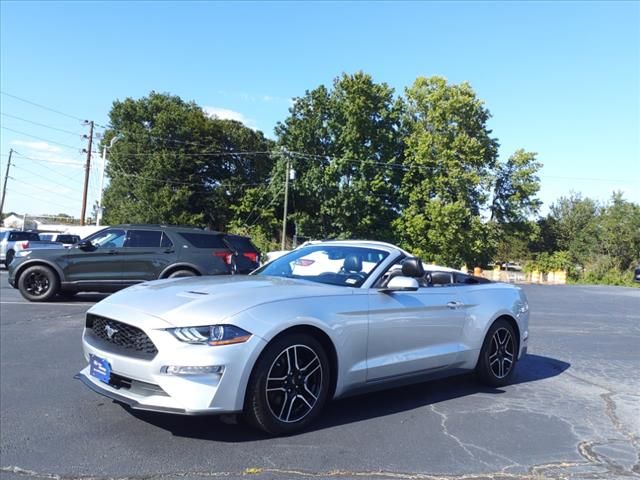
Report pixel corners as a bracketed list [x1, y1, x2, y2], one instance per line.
[102, 92, 274, 228]
[533, 192, 640, 285]
[275, 72, 404, 242]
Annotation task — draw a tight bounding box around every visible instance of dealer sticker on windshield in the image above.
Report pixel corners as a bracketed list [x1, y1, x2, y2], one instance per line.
[89, 354, 111, 384]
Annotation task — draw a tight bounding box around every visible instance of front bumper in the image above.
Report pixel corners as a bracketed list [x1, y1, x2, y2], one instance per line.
[77, 311, 267, 415]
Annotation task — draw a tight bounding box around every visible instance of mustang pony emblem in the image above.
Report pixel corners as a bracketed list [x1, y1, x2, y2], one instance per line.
[104, 324, 118, 339]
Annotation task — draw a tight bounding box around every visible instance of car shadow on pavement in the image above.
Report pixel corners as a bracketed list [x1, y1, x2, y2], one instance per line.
[124, 353, 570, 442]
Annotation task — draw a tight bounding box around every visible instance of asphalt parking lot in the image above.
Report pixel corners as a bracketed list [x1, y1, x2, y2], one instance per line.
[1, 271, 638, 480]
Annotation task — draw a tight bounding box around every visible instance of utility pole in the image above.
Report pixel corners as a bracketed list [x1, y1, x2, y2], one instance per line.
[281, 151, 290, 250]
[80, 121, 94, 226]
[0, 148, 14, 219]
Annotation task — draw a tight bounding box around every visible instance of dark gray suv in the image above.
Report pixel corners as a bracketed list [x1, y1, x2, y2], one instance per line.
[8, 225, 260, 302]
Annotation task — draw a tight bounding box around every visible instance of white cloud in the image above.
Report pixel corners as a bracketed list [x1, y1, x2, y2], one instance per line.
[11, 140, 62, 153]
[204, 106, 257, 129]
[10, 140, 83, 168]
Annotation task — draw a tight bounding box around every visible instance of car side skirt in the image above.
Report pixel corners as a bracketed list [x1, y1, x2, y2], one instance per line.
[335, 365, 473, 400]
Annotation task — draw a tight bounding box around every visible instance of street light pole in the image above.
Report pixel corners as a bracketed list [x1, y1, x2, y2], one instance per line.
[97, 135, 121, 226]
[281, 152, 291, 251]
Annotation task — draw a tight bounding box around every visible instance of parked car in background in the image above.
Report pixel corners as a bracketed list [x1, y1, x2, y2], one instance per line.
[0, 230, 63, 267]
[634, 265, 640, 283]
[75, 240, 529, 435]
[8, 224, 261, 301]
[38, 232, 81, 248]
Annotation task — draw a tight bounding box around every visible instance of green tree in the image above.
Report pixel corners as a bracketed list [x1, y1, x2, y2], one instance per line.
[275, 72, 404, 242]
[394, 76, 499, 267]
[102, 92, 274, 228]
[490, 149, 543, 264]
[599, 191, 640, 271]
[546, 193, 600, 270]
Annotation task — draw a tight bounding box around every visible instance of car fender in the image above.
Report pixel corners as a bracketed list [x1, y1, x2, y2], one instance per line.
[227, 293, 368, 405]
[158, 262, 206, 278]
[13, 258, 66, 284]
[228, 309, 342, 411]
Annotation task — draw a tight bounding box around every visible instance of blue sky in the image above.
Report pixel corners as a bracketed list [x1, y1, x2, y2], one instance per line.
[1, 1, 638, 220]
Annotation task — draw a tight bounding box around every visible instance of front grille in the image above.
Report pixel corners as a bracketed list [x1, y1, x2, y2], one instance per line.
[86, 314, 158, 359]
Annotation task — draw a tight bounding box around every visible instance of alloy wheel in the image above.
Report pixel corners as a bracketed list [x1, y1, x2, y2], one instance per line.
[265, 344, 323, 423]
[24, 271, 51, 296]
[488, 327, 514, 379]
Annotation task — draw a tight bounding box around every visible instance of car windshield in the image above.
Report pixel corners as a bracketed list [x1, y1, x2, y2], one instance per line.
[254, 245, 389, 287]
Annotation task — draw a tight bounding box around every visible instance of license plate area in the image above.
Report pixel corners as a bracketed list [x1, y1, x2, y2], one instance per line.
[89, 354, 111, 384]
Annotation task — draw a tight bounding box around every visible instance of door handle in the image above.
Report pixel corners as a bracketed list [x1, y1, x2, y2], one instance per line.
[108, 250, 118, 255]
[447, 301, 462, 309]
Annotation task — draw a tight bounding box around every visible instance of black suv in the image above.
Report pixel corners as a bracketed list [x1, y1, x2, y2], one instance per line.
[8, 224, 260, 302]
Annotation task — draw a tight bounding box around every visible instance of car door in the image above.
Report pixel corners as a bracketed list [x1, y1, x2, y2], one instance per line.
[63, 228, 126, 285]
[118, 229, 175, 283]
[366, 281, 467, 382]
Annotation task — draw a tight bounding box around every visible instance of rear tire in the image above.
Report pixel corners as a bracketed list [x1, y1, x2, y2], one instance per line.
[244, 333, 330, 435]
[17, 265, 59, 302]
[476, 319, 518, 387]
[167, 269, 197, 279]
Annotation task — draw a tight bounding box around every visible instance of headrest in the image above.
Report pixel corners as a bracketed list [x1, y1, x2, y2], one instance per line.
[343, 255, 362, 273]
[401, 257, 425, 278]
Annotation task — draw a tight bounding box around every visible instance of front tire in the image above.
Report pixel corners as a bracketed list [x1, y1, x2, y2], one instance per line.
[17, 265, 59, 302]
[244, 333, 330, 435]
[476, 319, 518, 387]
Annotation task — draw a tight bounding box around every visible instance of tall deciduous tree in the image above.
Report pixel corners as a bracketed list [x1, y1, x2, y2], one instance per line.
[275, 72, 404, 242]
[394, 76, 499, 267]
[546, 193, 600, 269]
[491, 149, 543, 263]
[102, 92, 273, 228]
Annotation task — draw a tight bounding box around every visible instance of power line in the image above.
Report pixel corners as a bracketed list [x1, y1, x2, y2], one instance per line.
[10, 165, 82, 203]
[4, 188, 78, 213]
[11, 152, 85, 183]
[1, 126, 82, 151]
[0, 113, 84, 137]
[108, 167, 270, 188]
[0, 91, 85, 122]
[243, 175, 279, 226]
[107, 150, 273, 157]
[10, 150, 83, 172]
[247, 187, 285, 228]
[7, 177, 80, 206]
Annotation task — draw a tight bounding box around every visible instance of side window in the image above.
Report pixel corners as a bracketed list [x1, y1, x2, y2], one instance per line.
[90, 229, 126, 248]
[125, 230, 163, 248]
[177, 232, 226, 248]
[160, 232, 173, 248]
[9, 232, 41, 241]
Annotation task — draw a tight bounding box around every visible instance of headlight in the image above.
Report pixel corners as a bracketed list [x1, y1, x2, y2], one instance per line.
[169, 325, 252, 346]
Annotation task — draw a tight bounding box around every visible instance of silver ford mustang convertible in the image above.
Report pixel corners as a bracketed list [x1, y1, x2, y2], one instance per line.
[77, 240, 529, 434]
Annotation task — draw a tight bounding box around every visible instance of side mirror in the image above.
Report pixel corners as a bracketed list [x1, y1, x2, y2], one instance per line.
[77, 240, 94, 251]
[379, 276, 420, 293]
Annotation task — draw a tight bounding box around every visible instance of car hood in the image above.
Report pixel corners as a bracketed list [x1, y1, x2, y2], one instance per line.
[91, 275, 354, 327]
